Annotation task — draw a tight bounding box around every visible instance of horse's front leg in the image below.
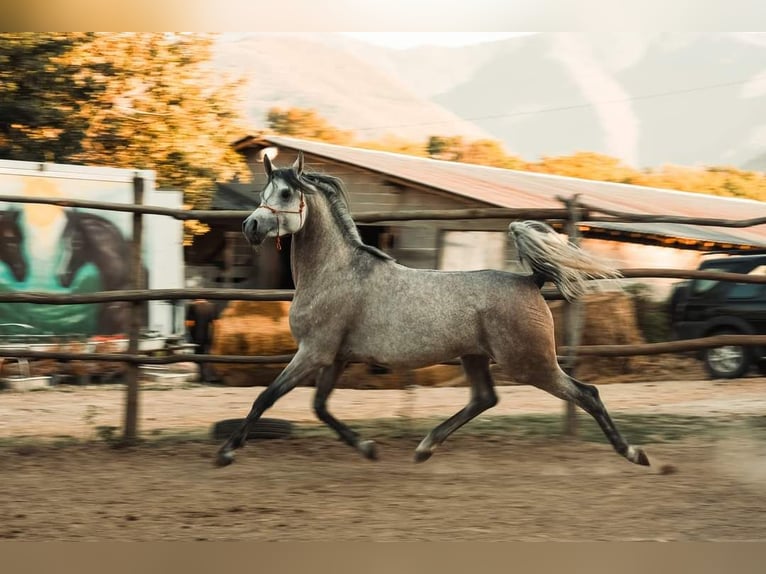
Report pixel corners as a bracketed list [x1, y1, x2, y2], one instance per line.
[216, 349, 320, 467]
[313, 360, 377, 460]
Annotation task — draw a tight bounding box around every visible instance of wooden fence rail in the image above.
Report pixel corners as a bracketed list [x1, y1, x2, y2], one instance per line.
[0, 268, 763, 306]
[2, 190, 766, 443]
[3, 193, 766, 228]
[5, 335, 766, 365]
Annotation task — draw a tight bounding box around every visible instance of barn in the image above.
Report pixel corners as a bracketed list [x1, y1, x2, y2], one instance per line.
[185, 135, 766, 299]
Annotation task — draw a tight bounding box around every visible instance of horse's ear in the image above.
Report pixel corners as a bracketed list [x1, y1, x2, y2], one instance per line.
[293, 151, 304, 177]
[263, 153, 273, 178]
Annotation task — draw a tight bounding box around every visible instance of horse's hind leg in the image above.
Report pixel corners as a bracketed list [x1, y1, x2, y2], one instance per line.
[414, 354, 498, 463]
[313, 360, 377, 460]
[535, 369, 650, 466]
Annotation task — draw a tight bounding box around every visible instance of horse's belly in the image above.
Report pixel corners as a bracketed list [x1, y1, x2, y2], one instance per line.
[341, 320, 482, 369]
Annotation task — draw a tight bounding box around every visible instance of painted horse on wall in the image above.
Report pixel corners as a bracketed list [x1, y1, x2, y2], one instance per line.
[0, 208, 28, 283]
[57, 210, 136, 335]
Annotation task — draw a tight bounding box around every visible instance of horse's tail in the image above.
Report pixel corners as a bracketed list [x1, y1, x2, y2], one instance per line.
[509, 220, 621, 301]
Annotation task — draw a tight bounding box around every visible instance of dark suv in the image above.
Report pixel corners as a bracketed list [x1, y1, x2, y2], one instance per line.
[669, 254, 766, 379]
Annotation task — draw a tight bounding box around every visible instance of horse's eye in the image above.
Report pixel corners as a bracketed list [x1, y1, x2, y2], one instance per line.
[280, 189, 291, 201]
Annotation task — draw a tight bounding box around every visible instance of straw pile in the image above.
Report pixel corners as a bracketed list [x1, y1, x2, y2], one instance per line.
[211, 301, 296, 387]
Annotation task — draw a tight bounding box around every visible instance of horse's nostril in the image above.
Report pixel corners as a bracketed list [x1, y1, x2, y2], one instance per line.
[243, 218, 257, 237]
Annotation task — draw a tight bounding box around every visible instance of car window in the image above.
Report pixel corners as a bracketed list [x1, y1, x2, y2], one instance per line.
[729, 265, 766, 299]
[691, 266, 728, 295]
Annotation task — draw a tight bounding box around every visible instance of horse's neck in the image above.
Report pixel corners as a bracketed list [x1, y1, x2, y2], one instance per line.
[290, 196, 356, 287]
[78, 217, 129, 288]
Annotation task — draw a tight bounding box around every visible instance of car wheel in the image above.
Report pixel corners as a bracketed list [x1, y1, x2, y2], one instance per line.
[703, 330, 752, 379]
[210, 418, 293, 441]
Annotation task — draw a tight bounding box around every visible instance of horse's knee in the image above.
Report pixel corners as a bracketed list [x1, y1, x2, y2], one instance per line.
[569, 377, 605, 413]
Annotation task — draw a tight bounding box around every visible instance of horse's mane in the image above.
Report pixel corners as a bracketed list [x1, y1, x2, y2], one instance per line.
[279, 168, 394, 262]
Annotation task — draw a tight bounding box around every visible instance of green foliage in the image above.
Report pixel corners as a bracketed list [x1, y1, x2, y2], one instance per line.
[624, 283, 673, 343]
[0, 33, 98, 162]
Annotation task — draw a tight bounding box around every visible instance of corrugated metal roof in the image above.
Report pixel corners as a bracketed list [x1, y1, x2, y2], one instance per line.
[236, 135, 766, 250]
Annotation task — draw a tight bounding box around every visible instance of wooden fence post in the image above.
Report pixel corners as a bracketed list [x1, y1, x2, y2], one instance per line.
[563, 195, 584, 437]
[123, 174, 145, 444]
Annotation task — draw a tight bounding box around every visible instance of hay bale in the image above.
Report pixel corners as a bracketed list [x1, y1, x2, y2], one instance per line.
[211, 301, 297, 387]
[549, 291, 645, 380]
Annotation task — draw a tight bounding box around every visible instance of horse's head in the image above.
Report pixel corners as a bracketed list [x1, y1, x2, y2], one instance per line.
[57, 210, 87, 288]
[242, 152, 309, 246]
[0, 208, 28, 282]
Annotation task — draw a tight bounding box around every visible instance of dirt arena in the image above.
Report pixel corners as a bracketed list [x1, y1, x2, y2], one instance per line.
[2, 377, 766, 541]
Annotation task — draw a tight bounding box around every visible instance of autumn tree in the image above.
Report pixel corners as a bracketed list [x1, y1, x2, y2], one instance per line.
[0, 32, 249, 238]
[266, 107, 353, 145]
[461, 139, 526, 169]
[0, 33, 99, 162]
[527, 151, 639, 183]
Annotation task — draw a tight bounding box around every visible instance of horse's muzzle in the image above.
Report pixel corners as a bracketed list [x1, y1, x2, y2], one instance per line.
[242, 216, 264, 245]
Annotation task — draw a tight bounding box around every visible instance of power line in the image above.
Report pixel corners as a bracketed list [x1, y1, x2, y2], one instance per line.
[348, 78, 755, 133]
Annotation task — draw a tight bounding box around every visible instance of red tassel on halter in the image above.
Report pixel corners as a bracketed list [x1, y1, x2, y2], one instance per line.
[275, 234, 282, 251]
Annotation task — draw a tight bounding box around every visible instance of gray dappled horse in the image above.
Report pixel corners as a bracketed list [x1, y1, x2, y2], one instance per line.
[217, 152, 650, 469]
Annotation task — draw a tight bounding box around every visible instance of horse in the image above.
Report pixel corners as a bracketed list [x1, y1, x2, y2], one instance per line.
[57, 210, 132, 334]
[217, 152, 650, 469]
[0, 208, 28, 282]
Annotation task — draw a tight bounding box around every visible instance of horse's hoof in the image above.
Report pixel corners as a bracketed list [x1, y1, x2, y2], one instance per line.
[358, 440, 378, 460]
[634, 448, 650, 466]
[414, 449, 433, 463]
[215, 450, 235, 467]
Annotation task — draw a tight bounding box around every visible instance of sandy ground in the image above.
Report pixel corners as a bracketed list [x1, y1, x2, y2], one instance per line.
[1, 376, 766, 541]
[1, 376, 765, 439]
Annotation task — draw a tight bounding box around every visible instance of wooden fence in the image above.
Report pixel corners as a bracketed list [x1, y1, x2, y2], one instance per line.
[2, 179, 766, 443]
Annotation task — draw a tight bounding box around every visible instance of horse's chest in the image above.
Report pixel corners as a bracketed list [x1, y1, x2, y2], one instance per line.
[289, 298, 347, 340]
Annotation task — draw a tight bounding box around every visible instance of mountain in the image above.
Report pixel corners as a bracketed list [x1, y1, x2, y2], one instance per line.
[214, 33, 766, 170]
[212, 33, 490, 143]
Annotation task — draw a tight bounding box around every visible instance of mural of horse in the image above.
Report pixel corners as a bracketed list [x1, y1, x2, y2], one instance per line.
[0, 208, 28, 282]
[57, 210, 133, 335]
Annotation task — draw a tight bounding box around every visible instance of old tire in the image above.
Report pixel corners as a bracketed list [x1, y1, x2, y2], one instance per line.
[210, 418, 293, 441]
[703, 329, 751, 379]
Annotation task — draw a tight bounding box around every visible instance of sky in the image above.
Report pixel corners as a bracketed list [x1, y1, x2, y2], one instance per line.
[339, 32, 533, 50]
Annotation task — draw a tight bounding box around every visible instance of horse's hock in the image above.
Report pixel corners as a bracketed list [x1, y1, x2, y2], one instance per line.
[211, 293, 642, 388]
[549, 291, 645, 379]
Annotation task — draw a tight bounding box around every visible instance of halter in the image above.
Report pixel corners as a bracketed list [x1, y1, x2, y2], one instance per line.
[261, 190, 305, 251]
